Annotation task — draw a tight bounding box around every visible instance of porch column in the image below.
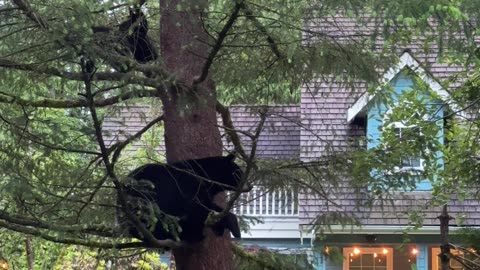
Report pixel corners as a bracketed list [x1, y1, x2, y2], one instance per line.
[416, 244, 429, 270]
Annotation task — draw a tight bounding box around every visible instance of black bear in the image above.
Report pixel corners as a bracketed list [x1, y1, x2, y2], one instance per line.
[119, 154, 252, 244]
[118, 7, 157, 63]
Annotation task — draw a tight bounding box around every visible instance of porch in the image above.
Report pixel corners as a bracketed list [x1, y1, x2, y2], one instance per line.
[232, 186, 301, 238]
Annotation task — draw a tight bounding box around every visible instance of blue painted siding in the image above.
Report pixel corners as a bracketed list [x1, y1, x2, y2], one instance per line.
[416, 244, 429, 270]
[367, 72, 444, 191]
[314, 252, 327, 270]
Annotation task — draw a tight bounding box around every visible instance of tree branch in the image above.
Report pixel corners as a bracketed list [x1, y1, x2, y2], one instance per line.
[192, 1, 243, 86]
[0, 218, 165, 249]
[81, 59, 179, 249]
[0, 89, 160, 108]
[11, 0, 49, 29]
[208, 106, 266, 225]
[241, 3, 282, 59]
[0, 209, 115, 237]
[0, 58, 160, 87]
[111, 114, 164, 166]
[215, 101, 247, 160]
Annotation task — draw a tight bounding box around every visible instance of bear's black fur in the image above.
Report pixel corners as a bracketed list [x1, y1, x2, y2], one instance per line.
[118, 8, 157, 63]
[119, 154, 251, 243]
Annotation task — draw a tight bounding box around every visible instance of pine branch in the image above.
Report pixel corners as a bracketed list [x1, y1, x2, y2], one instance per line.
[241, 2, 282, 59]
[215, 101, 247, 160]
[11, 0, 49, 29]
[0, 218, 150, 249]
[193, 1, 243, 86]
[0, 89, 160, 108]
[81, 59, 180, 249]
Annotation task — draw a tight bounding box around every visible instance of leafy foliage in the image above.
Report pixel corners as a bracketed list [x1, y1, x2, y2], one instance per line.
[233, 245, 314, 270]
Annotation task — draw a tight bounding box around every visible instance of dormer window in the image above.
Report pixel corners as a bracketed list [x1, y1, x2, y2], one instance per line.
[384, 108, 426, 173]
[391, 124, 424, 171]
[348, 52, 450, 192]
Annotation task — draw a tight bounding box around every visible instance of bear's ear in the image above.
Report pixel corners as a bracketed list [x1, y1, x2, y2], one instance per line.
[226, 152, 236, 161]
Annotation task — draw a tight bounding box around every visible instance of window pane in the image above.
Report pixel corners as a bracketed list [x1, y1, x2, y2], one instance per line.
[350, 255, 361, 266]
[362, 254, 374, 266]
[375, 254, 387, 267]
[393, 128, 401, 137]
[402, 157, 421, 167]
[450, 258, 463, 269]
[347, 249, 390, 270]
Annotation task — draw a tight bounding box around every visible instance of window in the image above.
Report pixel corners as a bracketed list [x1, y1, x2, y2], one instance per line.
[391, 123, 424, 172]
[431, 247, 477, 270]
[384, 108, 426, 173]
[343, 247, 393, 270]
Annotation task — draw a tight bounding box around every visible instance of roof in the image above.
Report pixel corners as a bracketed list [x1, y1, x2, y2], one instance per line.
[347, 51, 450, 123]
[102, 104, 301, 161]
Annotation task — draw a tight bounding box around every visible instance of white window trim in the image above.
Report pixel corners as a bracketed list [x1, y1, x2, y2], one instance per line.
[343, 247, 393, 270]
[382, 105, 429, 174]
[388, 122, 425, 173]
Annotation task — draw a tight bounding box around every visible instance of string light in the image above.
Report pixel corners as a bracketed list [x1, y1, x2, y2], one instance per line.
[353, 248, 361, 255]
[382, 248, 389, 255]
[411, 248, 418, 255]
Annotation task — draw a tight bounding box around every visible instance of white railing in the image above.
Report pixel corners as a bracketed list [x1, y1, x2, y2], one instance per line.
[232, 186, 298, 217]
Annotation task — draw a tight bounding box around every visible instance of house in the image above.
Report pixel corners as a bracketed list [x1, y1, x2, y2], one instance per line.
[298, 15, 480, 270]
[102, 16, 480, 270]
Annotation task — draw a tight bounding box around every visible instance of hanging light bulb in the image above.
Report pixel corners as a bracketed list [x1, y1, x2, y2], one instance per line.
[411, 248, 418, 255]
[382, 248, 388, 255]
[353, 248, 361, 255]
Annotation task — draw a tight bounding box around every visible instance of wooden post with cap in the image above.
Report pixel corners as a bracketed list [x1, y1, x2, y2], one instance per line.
[438, 204, 453, 270]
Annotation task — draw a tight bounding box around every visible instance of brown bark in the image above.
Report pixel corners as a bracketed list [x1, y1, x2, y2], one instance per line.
[25, 235, 34, 270]
[159, 0, 233, 269]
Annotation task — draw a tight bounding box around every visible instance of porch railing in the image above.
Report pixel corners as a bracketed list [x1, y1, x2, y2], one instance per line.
[232, 186, 299, 217]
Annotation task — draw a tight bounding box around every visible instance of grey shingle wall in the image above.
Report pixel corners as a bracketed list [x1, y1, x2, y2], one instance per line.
[224, 105, 301, 160]
[102, 105, 301, 161]
[102, 105, 165, 158]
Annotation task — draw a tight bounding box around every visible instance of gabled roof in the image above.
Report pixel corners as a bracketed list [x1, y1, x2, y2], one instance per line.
[346, 51, 450, 123]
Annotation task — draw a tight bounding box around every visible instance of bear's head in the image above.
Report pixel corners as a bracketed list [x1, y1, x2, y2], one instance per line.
[203, 154, 252, 193]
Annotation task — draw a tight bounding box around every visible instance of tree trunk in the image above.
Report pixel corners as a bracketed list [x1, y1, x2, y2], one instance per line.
[25, 235, 34, 270]
[159, 1, 234, 269]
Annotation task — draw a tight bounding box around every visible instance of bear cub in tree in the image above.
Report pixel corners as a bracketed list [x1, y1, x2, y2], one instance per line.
[119, 154, 252, 244]
[118, 6, 157, 63]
